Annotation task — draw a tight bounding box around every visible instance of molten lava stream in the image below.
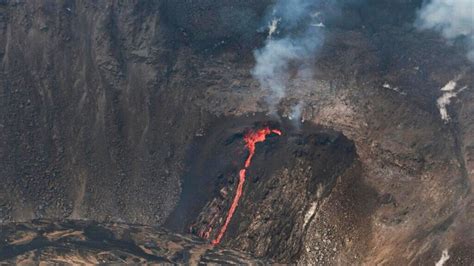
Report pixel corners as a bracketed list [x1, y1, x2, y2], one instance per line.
[211, 127, 281, 246]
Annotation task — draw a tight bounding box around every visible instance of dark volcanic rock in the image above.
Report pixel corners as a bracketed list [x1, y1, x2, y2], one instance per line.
[0, 0, 473, 265]
[163, 0, 272, 46]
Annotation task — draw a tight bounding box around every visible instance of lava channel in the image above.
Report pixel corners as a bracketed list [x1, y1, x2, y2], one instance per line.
[211, 127, 282, 246]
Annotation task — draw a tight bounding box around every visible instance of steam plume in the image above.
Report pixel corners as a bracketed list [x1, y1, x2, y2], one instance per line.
[252, 0, 324, 115]
[415, 0, 474, 61]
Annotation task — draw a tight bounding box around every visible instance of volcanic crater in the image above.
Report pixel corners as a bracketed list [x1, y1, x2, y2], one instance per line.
[1, 0, 473, 264]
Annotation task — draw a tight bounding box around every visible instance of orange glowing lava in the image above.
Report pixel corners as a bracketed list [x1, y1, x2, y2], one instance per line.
[211, 127, 281, 246]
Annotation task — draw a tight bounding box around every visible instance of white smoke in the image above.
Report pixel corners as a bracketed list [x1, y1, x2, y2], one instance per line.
[252, 0, 324, 113]
[289, 101, 304, 122]
[436, 79, 468, 122]
[415, 0, 474, 61]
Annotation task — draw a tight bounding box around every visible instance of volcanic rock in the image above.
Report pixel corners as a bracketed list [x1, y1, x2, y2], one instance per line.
[0, 0, 472, 264]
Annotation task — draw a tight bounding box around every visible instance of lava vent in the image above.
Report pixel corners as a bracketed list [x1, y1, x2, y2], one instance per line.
[165, 115, 357, 260]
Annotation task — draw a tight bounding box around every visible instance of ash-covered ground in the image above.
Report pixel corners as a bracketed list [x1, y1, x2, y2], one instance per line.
[0, 0, 473, 264]
[0, 219, 268, 264]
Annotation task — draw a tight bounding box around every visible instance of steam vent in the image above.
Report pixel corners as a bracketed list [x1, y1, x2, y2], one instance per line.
[1, 0, 473, 264]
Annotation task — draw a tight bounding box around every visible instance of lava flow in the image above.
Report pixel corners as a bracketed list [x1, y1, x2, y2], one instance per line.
[211, 127, 282, 246]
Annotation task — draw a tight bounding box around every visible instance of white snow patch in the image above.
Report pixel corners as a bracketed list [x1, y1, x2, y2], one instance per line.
[310, 12, 324, 27]
[311, 22, 325, 28]
[267, 18, 280, 39]
[435, 249, 450, 266]
[441, 80, 457, 92]
[383, 82, 391, 89]
[303, 184, 325, 228]
[436, 80, 467, 122]
[382, 82, 405, 95]
[303, 201, 317, 228]
[311, 11, 321, 18]
[316, 183, 324, 199]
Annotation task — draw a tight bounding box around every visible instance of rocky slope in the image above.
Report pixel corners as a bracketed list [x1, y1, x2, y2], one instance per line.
[0, 0, 473, 264]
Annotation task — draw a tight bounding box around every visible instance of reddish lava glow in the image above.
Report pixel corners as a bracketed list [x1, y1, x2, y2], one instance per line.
[211, 127, 282, 246]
